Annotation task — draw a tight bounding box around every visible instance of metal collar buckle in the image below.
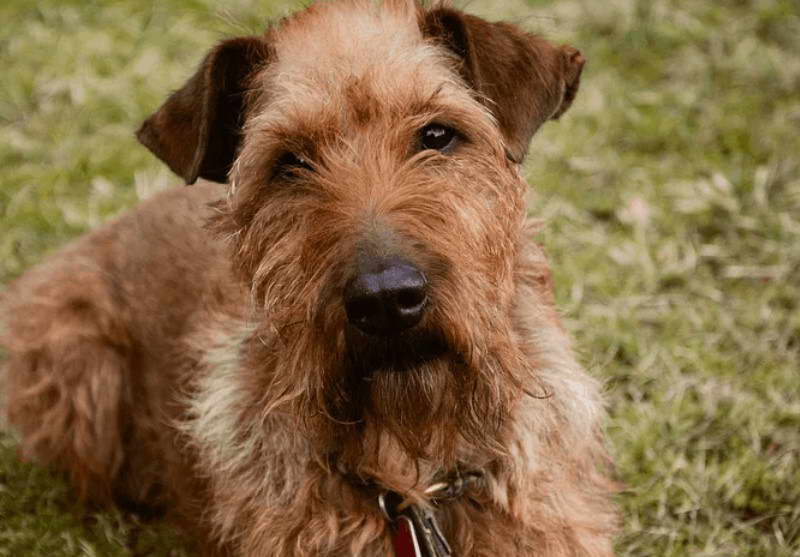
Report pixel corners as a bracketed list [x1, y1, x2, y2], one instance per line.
[379, 472, 483, 557]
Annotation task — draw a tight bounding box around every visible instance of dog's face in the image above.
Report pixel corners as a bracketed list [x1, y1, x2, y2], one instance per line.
[138, 0, 584, 463]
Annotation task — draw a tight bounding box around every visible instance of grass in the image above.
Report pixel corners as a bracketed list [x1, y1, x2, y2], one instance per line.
[1, 0, 798, 555]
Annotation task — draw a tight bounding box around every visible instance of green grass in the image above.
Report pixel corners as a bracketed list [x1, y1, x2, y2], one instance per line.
[1, 0, 798, 555]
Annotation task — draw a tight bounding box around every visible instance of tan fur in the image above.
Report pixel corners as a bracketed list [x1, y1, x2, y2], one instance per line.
[1, 1, 616, 555]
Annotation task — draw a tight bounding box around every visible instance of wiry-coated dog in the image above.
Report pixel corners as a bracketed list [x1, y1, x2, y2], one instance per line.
[0, 1, 618, 555]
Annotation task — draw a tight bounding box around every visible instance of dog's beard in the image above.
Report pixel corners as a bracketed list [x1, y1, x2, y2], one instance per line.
[308, 321, 518, 468]
[241, 275, 521, 470]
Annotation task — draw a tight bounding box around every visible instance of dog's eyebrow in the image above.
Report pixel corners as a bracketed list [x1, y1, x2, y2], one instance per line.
[424, 83, 447, 106]
[397, 86, 443, 120]
[258, 120, 328, 156]
[272, 132, 316, 153]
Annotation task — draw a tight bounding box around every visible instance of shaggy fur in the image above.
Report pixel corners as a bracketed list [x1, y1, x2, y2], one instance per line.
[1, 1, 618, 555]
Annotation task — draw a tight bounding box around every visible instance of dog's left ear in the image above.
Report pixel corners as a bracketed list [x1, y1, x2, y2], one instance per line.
[423, 8, 585, 163]
[136, 37, 270, 184]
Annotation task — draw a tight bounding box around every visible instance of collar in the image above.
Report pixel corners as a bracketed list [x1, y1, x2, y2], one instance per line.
[377, 471, 484, 557]
[377, 470, 484, 519]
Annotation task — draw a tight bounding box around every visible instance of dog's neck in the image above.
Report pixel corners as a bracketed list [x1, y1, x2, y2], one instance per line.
[322, 420, 498, 497]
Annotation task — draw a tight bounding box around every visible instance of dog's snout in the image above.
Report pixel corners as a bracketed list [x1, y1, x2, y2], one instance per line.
[344, 257, 428, 336]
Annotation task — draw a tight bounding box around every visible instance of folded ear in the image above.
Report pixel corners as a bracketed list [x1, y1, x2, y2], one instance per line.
[423, 8, 585, 163]
[136, 37, 270, 184]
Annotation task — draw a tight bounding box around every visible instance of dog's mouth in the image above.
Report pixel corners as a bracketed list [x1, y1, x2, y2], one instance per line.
[343, 326, 449, 377]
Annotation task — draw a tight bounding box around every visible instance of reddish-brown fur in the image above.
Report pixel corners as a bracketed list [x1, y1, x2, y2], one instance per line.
[1, 1, 617, 555]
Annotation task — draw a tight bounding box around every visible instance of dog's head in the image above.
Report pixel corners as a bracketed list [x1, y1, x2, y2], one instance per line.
[139, 0, 584, 464]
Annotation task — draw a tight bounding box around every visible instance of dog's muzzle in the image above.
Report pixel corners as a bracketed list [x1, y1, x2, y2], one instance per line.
[344, 256, 428, 336]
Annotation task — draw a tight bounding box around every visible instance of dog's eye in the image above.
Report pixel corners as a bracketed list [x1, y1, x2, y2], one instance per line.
[419, 124, 458, 152]
[274, 152, 313, 178]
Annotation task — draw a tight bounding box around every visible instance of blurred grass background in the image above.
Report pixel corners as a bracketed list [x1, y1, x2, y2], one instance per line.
[1, 0, 798, 555]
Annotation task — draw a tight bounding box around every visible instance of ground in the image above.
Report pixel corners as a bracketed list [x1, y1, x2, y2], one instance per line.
[0, 0, 798, 555]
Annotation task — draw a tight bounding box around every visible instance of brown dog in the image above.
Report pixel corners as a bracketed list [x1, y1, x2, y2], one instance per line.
[1, 1, 617, 555]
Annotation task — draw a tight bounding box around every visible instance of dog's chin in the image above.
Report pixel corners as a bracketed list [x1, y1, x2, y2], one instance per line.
[316, 324, 506, 461]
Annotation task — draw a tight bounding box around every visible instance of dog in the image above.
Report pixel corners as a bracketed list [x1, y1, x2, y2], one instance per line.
[0, 1, 618, 555]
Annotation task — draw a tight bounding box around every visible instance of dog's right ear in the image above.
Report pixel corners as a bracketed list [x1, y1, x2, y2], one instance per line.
[136, 37, 270, 185]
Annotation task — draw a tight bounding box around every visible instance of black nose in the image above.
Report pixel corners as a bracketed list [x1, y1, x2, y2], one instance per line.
[344, 257, 428, 336]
